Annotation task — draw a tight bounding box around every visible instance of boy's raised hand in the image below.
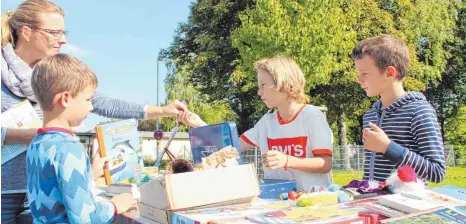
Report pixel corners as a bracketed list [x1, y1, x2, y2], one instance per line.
[91, 152, 108, 180]
[362, 122, 391, 153]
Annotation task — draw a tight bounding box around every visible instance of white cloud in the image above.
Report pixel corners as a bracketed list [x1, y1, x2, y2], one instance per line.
[60, 44, 88, 57]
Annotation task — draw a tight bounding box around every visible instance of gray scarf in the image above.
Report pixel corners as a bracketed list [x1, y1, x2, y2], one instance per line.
[1, 43, 36, 102]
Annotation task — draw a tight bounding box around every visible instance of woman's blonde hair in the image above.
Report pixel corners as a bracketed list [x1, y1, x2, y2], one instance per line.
[255, 55, 307, 104]
[1, 0, 64, 48]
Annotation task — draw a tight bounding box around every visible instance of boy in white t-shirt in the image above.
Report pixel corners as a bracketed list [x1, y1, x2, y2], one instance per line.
[180, 55, 333, 190]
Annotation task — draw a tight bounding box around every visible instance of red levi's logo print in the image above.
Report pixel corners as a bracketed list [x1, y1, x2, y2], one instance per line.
[267, 137, 308, 158]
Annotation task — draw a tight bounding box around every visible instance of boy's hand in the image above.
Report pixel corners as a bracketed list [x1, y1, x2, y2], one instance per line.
[363, 122, 391, 153]
[263, 150, 288, 170]
[110, 193, 138, 214]
[92, 152, 108, 180]
[178, 111, 203, 127]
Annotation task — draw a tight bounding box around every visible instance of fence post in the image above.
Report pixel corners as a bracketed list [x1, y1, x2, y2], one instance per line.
[254, 148, 258, 178]
[451, 145, 456, 168]
[357, 146, 360, 171]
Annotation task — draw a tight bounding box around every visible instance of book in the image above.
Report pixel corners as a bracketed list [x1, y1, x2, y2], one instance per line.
[105, 183, 140, 199]
[378, 190, 466, 214]
[245, 204, 364, 224]
[1, 100, 43, 165]
[433, 185, 466, 201]
[188, 122, 242, 165]
[95, 119, 144, 185]
[363, 202, 407, 217]
[380, 206, 466, 223]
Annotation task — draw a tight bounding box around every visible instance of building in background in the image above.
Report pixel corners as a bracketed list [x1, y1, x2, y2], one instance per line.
[75, 131, 192, 163]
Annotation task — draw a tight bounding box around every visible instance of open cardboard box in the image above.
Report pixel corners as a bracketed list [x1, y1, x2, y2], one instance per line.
[139, 163, 260, 224]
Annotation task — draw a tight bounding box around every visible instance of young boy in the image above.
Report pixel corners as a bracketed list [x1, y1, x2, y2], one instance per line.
[351, 34, 446, 183]
[180, 55, 334, 190]
[27, 54, 137, 223]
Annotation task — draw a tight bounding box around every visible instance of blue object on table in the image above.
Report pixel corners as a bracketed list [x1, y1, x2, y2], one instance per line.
[188, 121, 242, 165]
[259, 179, 297, 199]
[337, 192, 352, 203]
[328, 184, 341, 192]
[432, 185, 466, 201]
[279, 192, 288, 200]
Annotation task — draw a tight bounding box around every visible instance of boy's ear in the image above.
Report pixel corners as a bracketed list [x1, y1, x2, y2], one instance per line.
[385, 66, 398, 79]
[56, 91, 71, 108]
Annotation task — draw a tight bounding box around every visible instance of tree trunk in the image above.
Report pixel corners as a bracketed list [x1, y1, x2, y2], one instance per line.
[337, 111, 352, 170]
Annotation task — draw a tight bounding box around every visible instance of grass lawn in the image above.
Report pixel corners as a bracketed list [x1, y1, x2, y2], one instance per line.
[332, 167, 466, 188]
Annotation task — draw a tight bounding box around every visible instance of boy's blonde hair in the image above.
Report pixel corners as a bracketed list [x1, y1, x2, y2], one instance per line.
[32, 54, 98, 110]
[255, 55, 306, 104]
[351, 34, 410, 80]
[1, 0, 64, 48]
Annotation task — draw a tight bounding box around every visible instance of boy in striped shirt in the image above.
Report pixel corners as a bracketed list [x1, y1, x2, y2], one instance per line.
[27, 54, 137, 223]
[351, 35, 446, 183]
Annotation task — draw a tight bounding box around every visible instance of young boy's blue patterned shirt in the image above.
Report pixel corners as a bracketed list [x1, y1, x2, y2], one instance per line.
[27, 127, 115, 223]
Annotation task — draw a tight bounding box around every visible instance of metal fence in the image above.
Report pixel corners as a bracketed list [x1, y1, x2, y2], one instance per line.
[239, 145, 463, 179]
[156, 145, 463, 179]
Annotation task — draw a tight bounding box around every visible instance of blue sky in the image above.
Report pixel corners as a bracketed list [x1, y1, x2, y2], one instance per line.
[2, 0, 193, 131]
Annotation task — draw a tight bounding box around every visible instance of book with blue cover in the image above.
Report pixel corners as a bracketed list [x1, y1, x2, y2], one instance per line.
[433, 185, 466, 201]
[188, 121, 242, 165]
[95, 119, 144, 185]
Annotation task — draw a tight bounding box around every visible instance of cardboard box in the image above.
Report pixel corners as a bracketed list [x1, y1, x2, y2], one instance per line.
[139, 164, 260, 223]
[138, 202, 171, 224]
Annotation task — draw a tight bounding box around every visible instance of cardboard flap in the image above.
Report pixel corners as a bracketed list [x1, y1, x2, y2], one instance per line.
[140, 177, 170, 210]
[165, 164, 259, 210]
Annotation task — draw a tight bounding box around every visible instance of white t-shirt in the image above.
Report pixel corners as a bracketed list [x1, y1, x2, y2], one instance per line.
[241, 105, 333, 190]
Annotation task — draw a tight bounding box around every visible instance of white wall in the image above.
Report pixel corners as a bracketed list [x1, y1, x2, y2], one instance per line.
[141, 138, 192, 160]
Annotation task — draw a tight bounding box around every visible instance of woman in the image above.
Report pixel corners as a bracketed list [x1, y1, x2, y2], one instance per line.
[1, 0, 185, 222]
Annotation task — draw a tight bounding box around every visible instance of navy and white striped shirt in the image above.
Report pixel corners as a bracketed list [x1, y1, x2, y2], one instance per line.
[363, 92, 446, 183]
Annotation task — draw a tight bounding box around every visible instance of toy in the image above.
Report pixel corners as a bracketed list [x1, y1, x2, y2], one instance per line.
[279, 192, 288, 200]
[280, 184, 354, 206]
[327, 184, 341, 192]
[385, 165, 425, 194]
[296, 192, 339, 207]
[288, 191, 300, 200]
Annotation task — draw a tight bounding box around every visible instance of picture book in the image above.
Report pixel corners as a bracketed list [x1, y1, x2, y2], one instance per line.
[433, 185, 466, 201]
[189, 122, 242, 165]
[245, 204, 364, 224]
[378, 190, 466, 214]
[380, 206, 466, 224]
[363, 202, 407, 217]
[95, 119, 144, 184]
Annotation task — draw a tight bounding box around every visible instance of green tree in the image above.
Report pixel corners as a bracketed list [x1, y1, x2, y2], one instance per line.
[232, 0, 458, 169]
[159, 0, 258, 133]
[444, 106, 466, 164]
[138, 61, 237, 132]
[426, 2, 466, 138]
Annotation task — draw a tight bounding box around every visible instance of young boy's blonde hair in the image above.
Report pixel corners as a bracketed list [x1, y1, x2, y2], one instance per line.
[255, 55, 306, 104]
[351, 34, 410, 80]
[32, 54, 98, 110]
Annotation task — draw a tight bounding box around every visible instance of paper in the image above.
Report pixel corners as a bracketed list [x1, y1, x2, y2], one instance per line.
[1, 100, 42, 165]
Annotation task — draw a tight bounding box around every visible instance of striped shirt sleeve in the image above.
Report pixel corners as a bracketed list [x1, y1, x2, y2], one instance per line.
[384, 104, 446, 183]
